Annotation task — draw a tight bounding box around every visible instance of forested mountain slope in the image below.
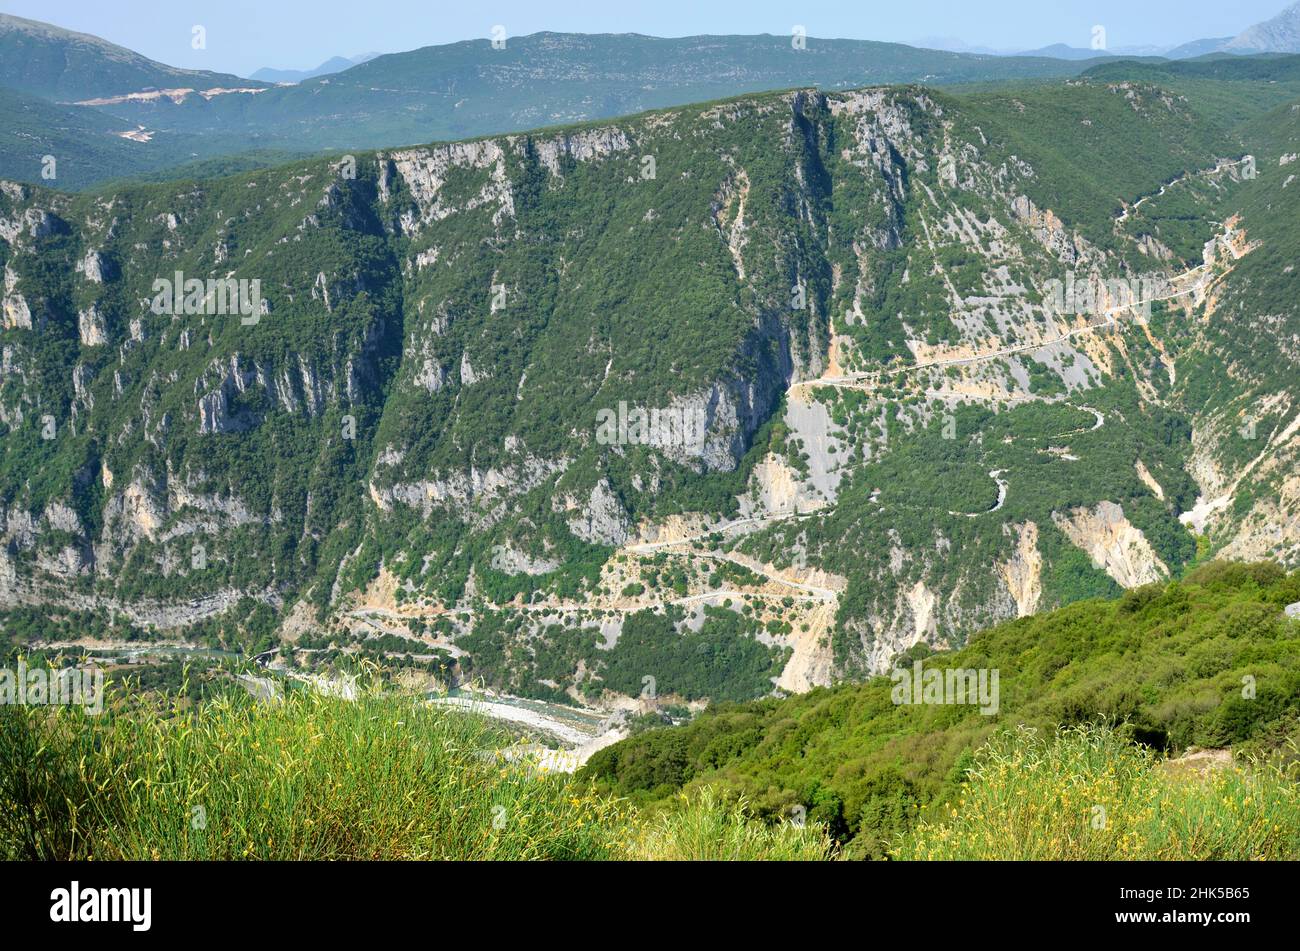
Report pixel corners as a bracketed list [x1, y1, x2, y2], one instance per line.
[1, 73, 1296, 707]
[581, 562, 1300, 857]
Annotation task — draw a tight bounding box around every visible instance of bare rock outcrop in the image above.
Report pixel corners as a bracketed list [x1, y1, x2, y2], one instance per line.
[1054, 501, 1169, 588]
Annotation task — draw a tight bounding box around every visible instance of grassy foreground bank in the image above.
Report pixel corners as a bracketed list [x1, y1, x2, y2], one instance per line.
[0, 686, 832, 861]
[2, 676, 1298, 861]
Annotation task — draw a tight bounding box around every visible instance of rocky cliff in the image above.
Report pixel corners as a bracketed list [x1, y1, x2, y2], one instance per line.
[2, 79, 1296, 700]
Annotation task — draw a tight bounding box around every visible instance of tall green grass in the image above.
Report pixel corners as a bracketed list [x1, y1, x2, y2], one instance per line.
[627, 788, 834, 861]
[1, 686, 635, 860]
[892, 724, 1300, 861]
[0, 682, 830, 861]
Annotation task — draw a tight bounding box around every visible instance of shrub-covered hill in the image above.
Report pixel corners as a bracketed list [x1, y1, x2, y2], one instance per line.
[580, 562, 1300, 857]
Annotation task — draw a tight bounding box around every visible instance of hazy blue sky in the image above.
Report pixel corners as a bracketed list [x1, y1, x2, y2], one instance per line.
[3, 0, 1290, 76]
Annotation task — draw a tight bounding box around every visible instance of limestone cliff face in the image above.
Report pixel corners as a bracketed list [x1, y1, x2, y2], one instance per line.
[4, 93, 834, 625]
[1000, 522, 1043, 618]
[557, 479, 632, 547]
[1054, 502, 1169, 589]
[1, 80, 1297, 705]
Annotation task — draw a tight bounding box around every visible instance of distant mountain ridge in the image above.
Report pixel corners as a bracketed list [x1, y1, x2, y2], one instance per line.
[1016, 43, 1114, 61]
[1, 11, 1297, 192]
[250, 53, 379, 84]
[924, 2, 1300, 62]
[1164, 37, 1237, 59]
[1227, 0, 1300, 51]
[0, 13, 263, 100]
[1153, 1, 1300, 59]
[0, 22, 1102, 189]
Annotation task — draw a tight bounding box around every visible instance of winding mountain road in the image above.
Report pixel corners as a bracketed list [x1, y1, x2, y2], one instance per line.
[625, 510, 841, 604]
[788, 217, 1244, 399]
[950, 469, 1009, 518]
